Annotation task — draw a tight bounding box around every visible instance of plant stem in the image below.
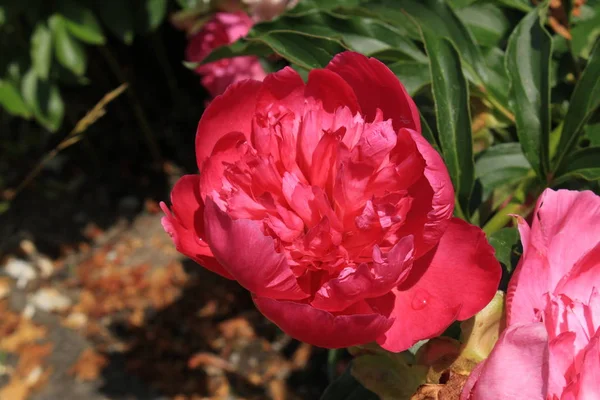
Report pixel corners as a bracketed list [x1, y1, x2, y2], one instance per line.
[327, 349, 341, 382]
[483, 202, 524, 236]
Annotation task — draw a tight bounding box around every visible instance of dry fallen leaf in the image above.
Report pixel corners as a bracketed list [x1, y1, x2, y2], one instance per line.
[0, 377, 29, 400]
[69, 348, 108, 381]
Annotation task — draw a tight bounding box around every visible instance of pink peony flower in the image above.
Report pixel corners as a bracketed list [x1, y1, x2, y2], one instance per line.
[462, 189, 600, 399]
[185, 11, 267, 97]
[162, 52, 501, 350]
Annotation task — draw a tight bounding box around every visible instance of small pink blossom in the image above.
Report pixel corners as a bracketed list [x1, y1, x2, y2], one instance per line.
[185, 11, 266, 97]
[462, 189, 600, 399]
[162, 52, 501, 350]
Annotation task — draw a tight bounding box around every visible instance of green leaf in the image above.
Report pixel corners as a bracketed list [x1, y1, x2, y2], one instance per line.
[496, 0, 532, 12]
[419, 112, 441, 153]
[553, 41, 600, 173]
[0, 79, 31, 118]
[475, 143, 531, 195]
[456, 3, 510, 48]
[135, 0, 168, 33]
[95, 1, 134, 44]
[571, 9, 600, 59]
[57, 0, 105, 45]
[374, 0, 488, 81]
[386, 61, 430, 96]
[351, 351, 427, 400]
[423, 30, 474, 219]
[488, 228, 520, 269]
[50, 15, 87, 76]
[320, 366, 378, 400]
[30, 22, 53, 80]
[505, 5, 552, 180]
[21, 69, 64, 132]
[555, 147, 600, 182]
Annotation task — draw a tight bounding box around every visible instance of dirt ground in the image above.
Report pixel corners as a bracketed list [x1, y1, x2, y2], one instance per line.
[0, 198, 330, 399]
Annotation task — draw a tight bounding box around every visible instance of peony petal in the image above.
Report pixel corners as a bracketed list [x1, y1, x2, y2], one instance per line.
[325, 51, 420, 132]
[195, 79, 262, 168]
[203, 198, 308, 300]
[378, 218, 501, 352]
[253, 295, 392, 348]
[399, 129, 454, 257]
[255, 66, 305, 116]
[555, 243, 600, 303]
[161, 175, 231, 278]
[547, 332, 576, 396]
[576, 329, 600, 400]
[507, 189, 600, 325]
[311, 235, 414, 312]
[463, 323, 549, 400]
[305, 68, 360, 114]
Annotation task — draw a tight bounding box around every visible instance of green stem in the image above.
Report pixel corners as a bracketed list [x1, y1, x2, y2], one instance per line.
[483, 202, 524, 236]
[327, 349, 341, 382]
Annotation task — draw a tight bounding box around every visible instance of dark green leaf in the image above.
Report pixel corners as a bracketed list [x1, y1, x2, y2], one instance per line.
[505, 5, 552, 180]
[0, 79, 31, 118]
[553, 41, 600, 173]
[351, 351, 427, 400]
[496, 0, 532, 12]
[571, 10, 600, 59]
[57, 0, 105, 45]
[556, 147, 600, 182]
[21, 69, 64, 132]
[375, 0, 488, 81]
[320, 366, 378, 400]
[456, 4, 510, 48]
[475, 143, 531, 194]
[30, 22, 53, 80]
[135, 0, 168, 33]
[488, 227, 520, 269]
[423, 31, 474, 219]
[95, 1, 134, 44]
[387, 61, 430, 96]
[50, 15, 87, 76]
[419, 112, 441, 153]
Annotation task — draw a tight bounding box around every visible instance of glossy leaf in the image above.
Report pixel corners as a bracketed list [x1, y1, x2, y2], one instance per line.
[0, 79, 31, 118]
[205, 11, 426, 70]
[386, 61, 429, 95]
[57, 0, 105, 45]
[418, 112, 441, 153]
[423, 30, 474, 218]
[553, 41, 600, 173]
[320, 366, 378, 400]
[21, 69, 64, 132]
[496, 0, 532, 12]
[475, 143, 531, 194]
[505, 5, 552, 180]
[456, 3, 510, 48]
[135, 0, 168, 33]
[50, 15, 87, 76]
[488, 227, 520, 269]
[30, 22, 53, 80]
[351, 351, 427, 400]
[555, 147, 600, 182]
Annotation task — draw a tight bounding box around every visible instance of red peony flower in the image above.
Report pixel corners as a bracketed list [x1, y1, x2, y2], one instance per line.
[185, 11, 267, 97]
[162, 51, 501, 350]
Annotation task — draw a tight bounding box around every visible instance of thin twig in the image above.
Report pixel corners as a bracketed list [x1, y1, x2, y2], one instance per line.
[4, 84, 128, 201]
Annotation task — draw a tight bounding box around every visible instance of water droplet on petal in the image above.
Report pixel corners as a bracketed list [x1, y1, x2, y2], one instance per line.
[411, 288, 431, 310]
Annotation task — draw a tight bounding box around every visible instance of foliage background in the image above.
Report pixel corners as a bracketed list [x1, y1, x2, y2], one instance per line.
[1, 0, 599, 398]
